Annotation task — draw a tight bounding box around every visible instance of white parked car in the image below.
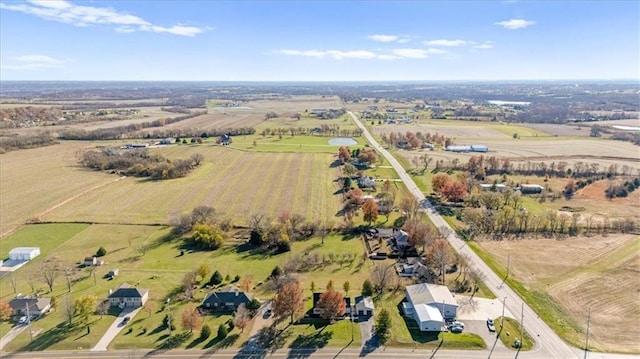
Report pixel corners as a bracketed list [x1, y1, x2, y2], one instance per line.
[18, 316, 28, 325]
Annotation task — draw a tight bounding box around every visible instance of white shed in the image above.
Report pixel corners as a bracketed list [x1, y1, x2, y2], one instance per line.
[413, 304, 444, 331]
[9, 247, 40, 261]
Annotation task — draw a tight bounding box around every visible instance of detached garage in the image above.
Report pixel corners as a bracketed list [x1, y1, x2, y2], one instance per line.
[9, 247, 40, 261]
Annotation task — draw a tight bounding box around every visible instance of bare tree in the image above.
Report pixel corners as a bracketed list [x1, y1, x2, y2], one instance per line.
[190, 153, 205, 166]
[40, 258, 61, 293]
[468, 268, 485, 298]
[63, 265, 76, 293]
[370, 264, 393, 294]
[249, 212, 267, 232]
[182, 271, 198, 300]
[426, 239, 453, 285]
[136, 242, 148, 257]
[400, 196, 420, 220]
[9, 272, 17, 293]
[62, 295, 74, 324]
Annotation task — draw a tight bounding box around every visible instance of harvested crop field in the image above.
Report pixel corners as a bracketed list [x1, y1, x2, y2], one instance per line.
[0, 142, 114, 237]
[479, 235, 640, 353]
[42, 145, 341, 226]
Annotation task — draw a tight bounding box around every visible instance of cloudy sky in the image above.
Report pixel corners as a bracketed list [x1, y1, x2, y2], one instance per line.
[0, 0, 638, 81]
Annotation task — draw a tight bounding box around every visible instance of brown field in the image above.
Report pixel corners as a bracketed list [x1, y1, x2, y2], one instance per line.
[374, 122, 510, 139]
[479, 234, 640, 353]
[36, 144, 342, 227]
[0, 141, 113, 237]
[140, 96, 346, 133]
[521, 123, 594, 137]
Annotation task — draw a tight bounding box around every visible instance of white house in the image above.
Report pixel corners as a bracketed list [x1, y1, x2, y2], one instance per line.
[354, 296, 375, 317]
[9, 247, 40, 261]
[403, 283, 458, 331]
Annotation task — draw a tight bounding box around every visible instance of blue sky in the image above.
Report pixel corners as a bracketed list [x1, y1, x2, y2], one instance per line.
[0, 0, 638, 81]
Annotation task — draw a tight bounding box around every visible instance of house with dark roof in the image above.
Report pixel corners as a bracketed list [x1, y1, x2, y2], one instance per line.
[9, 296, 52, 317]
[108, 283, 149, 308]
[312, 293, 351, 317]
[202, 287, 253, 311]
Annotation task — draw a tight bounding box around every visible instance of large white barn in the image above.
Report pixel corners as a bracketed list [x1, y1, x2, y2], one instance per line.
[9, 247, 40, 261]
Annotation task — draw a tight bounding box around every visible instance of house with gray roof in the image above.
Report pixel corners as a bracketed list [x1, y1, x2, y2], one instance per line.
[354, 296, 374, 317]
[108, 283, 149, 308]
[9, 296, 51, 317]
[202, 287, 253, 311]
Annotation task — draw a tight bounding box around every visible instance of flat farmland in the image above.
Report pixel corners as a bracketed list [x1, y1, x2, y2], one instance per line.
[43, 146, 341, 226]
[0, 142, 115, 237]
[479, 234, 640, 353]
[373, 120, 550, 141]
[146, 96, 345, 133]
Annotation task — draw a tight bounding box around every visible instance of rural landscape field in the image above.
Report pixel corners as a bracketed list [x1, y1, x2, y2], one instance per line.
[1, 81, 638, 359]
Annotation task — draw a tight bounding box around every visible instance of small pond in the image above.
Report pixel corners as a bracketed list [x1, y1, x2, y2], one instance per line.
[328, 137, 357, 146]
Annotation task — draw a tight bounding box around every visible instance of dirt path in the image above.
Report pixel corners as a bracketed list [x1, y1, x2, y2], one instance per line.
[0, 176, 127, 238]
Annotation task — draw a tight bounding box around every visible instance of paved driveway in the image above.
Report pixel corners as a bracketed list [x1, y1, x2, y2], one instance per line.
[91, 306, 142, 351]
[0, 323, 27, 350]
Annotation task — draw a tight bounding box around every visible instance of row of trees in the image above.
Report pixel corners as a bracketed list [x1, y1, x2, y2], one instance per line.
[58, 111, 206, 140]
[0, 132, 58, 153]
[260, 125, 362, 138]
[380, 131, 454, 149]
[80, 148, 203, 180]
[0, 106, 63, 128]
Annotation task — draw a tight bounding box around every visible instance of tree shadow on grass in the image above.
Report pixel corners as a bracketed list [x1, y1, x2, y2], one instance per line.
[19, 321, 80, 351]
[157, 331, 191, 349]
[286, 330, 332, 359]
[203, 333, 239, 349]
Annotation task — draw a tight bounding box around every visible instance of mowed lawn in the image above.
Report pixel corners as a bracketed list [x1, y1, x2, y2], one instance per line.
[42, 146, 341, 227]
[0, 142, 114, 237]
[0, 223, 371, 351]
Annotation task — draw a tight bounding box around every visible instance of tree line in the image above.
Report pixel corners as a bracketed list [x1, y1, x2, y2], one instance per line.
[380, 131, 454, 149]
[259, 124, 362, 138]
[58, 111, 206, 140]
[0, 132, 58, 153]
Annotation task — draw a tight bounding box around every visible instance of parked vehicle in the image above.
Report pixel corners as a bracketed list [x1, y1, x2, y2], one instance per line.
[487, 318, 496, 332]
[121, 316, 130, 325]
[18, 316, 28, 325]
[450, 324, 464, 333]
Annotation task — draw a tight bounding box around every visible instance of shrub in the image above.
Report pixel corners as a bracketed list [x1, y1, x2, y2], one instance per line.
[210, 271, 223, 286]
[95, 246, 107, 257]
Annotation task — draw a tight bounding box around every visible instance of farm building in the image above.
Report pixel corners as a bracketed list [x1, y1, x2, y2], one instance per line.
[445, 145, 488, 153]
[519, 184, 544, 194]
[389, 229, 409, 249]
[9, 247, 40, 261]
[445, 145, 471, 153]
[354, 296, 375, 317]
[108, 283, 148, 308]
[404, 283, 458, 321]
[479, 184, 507, 192]
[83, 257, 97, 266]
[357, 176, 376, 189]
[404, 303, 445, 332]
[470, 145, 488, 152]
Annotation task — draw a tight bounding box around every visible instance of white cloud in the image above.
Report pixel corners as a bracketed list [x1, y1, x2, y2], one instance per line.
[368, 34, 398, 43]
[495, 18, 535, 29]
[392, 48, 429, 59]
[424, 39, 468, 47]
[425, 48, 448, 54]
[378, 54, 400, 60]
[472, 41, 494, 49]
[0, 0, 205, 36]
[3, 54, 68, 70]
[276, 49, 377, 60]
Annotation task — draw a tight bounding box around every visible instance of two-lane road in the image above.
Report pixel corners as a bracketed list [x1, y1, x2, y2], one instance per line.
[349, 111, 621, 359]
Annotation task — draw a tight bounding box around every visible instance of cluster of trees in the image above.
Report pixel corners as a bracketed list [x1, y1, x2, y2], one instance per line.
[0, 106, 63, 128]
[170, 206, 233, 250]
[442, 155, 634, 180]
[336, 146, 378, 166]
[0, 132, 57, 153]
[80, 148, 203, 180]
[58, 111, 206, 140]
[431, 173, 468, 202]
[605, 177, 640, 199]
[380, 131, 453, 149]
[247, 211, 321, 253]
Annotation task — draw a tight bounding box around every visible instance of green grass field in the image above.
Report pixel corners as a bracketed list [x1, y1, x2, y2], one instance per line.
[494, 316, 535, 351]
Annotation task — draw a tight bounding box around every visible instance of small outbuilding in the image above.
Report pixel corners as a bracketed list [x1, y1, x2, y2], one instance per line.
[9, 247, 40, 261]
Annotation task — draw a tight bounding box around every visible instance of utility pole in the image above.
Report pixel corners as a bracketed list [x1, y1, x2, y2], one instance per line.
[520, 302, 524, 345]
[584, 307, 591, 359]
[25, 303, 33, 342]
